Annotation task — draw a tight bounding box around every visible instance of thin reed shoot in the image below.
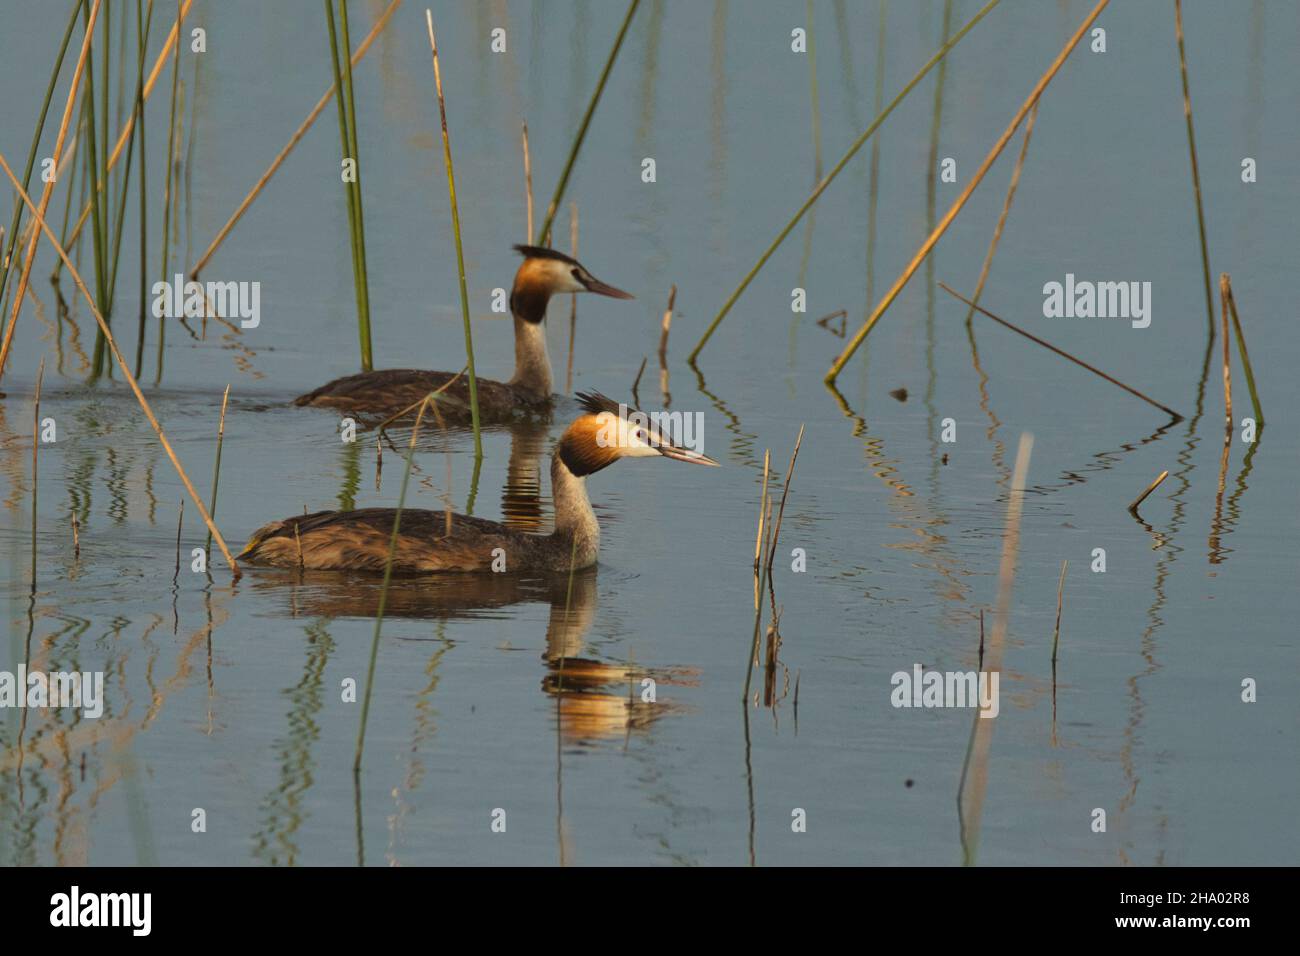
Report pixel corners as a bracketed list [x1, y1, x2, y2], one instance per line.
[825, 0, 1110, 384]
[691, 0, 1004, 363]
[425, 9, 482, 457]
[535, 0, 642, 246]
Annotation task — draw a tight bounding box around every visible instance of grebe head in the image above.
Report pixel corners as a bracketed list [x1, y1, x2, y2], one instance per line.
[512, 245, 634, 309]
[557, 391, 720, 476]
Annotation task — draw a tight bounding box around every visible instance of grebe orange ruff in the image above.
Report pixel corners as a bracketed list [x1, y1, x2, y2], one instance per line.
[240, 392, 718, 573]
[293, 246, 632, 422]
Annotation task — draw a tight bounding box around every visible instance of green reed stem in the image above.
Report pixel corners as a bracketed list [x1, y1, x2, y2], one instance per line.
[325, 0, 373, 371]
[1174, 0, 1214, 341]
[825, 0, 1108, 385]
[690, 0, 1002, 362]
[0, 0, 83, 308]
[204, 384, 229, 556]
[354, 398, 428, 772]
[534, 0, 641, 246]
[107, 0, 154, 309]
[82, 2, 110, 377]
[156, 0, 181, 384]
[426, 10, 482, 458]
[339, 0, 373, 371]
[134, 0, 152, 378]
[1221, 275, 1263, 426]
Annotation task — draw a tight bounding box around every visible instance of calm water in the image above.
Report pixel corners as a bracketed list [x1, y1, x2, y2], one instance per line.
[1, 0, 1297, 865]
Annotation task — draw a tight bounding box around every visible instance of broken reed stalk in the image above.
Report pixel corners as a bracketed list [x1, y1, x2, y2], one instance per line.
[0, 0, 84, 314]
[324, 0, 374, 372]
[1128, 469, 1168, 514]
[72, 510, 81, 558]
[521, 121, 534, 242]
[535, 0, 641, 246]
[1221, 275, 1262, 425]
[174, 498, 184, 577]
[1218, 273, 1232, 436]
[941, 284, 1182, 420]
[964, 100, 1038, 327]
[1051, 559, 1067, 665]
[958, 431, 1032, 865]
[157, 0, 182, 380]
[204, 384, 230, 556]
[744, 496, 775, 704]
[355, 397, 429, 772]
[690, 0, 1004, 362]
[64, 0, 194, 252]
[630, 356, 647, 406]
[824, 0, 1110, 384]
[1174, 0, 1214, 340]
[425, 9, 482, 458]
[189, 0, 399, 278]
[0, 150, 240, 576]
[764, 424, 806, 571]
[753, 449, 771, 574]
[658, 285, 676, 364]
[0, 0, 102, 382]
[565, 203, 578, 393]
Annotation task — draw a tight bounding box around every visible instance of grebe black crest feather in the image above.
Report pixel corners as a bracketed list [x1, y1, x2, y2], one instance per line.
[513, 244, 580, 266]
[574, 390, 623, 417]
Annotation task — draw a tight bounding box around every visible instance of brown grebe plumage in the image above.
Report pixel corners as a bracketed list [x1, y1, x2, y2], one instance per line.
[293, 246, 633, 421]
[241, 392, 718, 573]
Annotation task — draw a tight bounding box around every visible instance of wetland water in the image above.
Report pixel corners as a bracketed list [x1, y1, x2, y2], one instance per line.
[1, 0, 1297, 865]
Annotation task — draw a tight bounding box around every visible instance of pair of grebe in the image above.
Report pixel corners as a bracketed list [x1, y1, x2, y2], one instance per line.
[241, 246, 717, 574]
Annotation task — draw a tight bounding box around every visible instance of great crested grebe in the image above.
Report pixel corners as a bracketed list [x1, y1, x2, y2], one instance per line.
[293, 246, 633, 420]
[240, 392, 718, 572]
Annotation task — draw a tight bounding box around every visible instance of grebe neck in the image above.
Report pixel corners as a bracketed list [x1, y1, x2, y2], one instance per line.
[508, 289, 553, 399]
[550, 453, 599, 568]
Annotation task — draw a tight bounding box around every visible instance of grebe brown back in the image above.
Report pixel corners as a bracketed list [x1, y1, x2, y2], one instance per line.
[241, 392, 718, 573]
[293, 246, 633, 421]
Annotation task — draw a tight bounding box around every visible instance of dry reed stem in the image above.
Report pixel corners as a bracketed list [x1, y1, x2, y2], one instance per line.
[631, 356, 647, 406]
[1128, 469, 1169, 514]
[521, 121, 533, 242]
[658, 285, 676, 364]
[63, 0, 195, 252]
[0, 0, 103, 379]
[964, 99, 1038, 327]
[942, 284, 1181, 420]
[189, 0, 401, 277]
[1051, 559, 1067, 665]
[764, 424, 806, 571]
[753, 449, 771, 573]
[0, 150, 240, 575]
[1218, 273, 1232, 436]
[826, 0, 1110, 383]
